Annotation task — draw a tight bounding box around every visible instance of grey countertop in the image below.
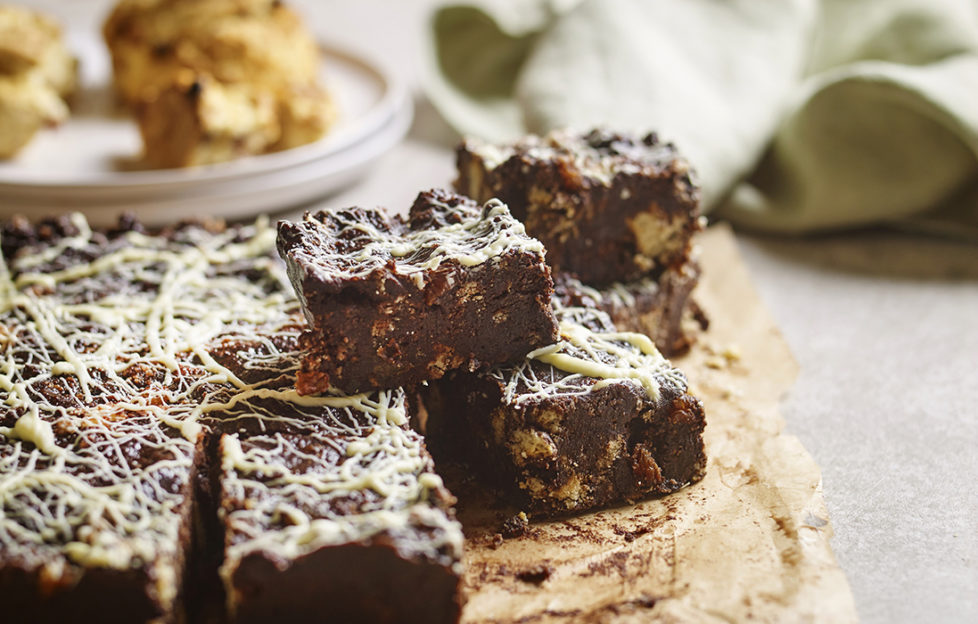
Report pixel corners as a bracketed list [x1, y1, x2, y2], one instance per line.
[736, 231, 978, 623]
[28, 0, 978, 621]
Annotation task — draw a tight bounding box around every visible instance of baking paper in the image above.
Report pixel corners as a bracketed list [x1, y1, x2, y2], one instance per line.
[457, 225, 858, 623]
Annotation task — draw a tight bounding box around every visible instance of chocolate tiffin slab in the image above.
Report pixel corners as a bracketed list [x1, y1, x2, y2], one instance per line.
[277, 188, 558, 395]
[0, 214, 464, 624]
[424, 301, 707, 518]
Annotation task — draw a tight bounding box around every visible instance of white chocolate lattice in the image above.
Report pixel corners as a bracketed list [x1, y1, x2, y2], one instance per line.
[219, 388, 462, 584]
[0, 215, 461, 609]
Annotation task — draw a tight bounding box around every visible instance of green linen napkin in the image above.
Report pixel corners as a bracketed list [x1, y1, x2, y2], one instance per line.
[423, 0, 978, 235]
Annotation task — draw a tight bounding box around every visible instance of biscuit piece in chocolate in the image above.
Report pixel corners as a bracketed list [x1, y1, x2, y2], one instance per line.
[455, 128, 702, 285]
[424, 303, 706, 518]
[277, 189, 559, 395]
[218, 388, 463, 624]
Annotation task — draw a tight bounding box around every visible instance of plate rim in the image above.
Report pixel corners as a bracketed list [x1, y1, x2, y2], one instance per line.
[0, 93, 415, 225]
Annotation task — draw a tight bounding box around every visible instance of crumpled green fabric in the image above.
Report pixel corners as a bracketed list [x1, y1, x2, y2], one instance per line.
[422, 0, 978, 235]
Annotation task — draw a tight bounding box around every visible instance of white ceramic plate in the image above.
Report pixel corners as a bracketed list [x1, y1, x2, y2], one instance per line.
[0, 32, 410, 217]
[3, 95, 414, 226]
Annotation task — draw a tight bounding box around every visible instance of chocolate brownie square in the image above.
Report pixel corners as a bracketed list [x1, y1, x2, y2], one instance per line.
[423, 303, 706, 518]
[455, 128, 702, 285]
[277, 188, 559, 395]
[0, 415, 197, 624]
[217, 388, 464, 624]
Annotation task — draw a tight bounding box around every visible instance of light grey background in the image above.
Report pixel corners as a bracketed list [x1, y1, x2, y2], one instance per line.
[24, 1, 978, 621]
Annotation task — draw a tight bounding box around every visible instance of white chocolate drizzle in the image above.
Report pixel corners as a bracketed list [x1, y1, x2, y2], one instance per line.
[282, 192, 544, 293]
[560, 275, 663, 311]
[0, 214, 462, 608]
[465, 128, 682, 187]
[492, 303, 687, 407]
[219, 387, 463, 588]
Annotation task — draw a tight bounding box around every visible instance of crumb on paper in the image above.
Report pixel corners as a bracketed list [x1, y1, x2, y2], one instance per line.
[703, 342, 742, 369]
[721, 344, 742, 362]
[515, 563, 552, 585]
[704, 355, 726, 369]
[501, 511, 530, 538]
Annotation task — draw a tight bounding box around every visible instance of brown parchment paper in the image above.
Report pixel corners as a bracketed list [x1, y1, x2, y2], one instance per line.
[456, 224, 858, 623]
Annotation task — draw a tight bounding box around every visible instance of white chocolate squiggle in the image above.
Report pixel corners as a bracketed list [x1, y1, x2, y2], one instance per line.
[285, 194, 544, 292]
[492, 303, 687, 407]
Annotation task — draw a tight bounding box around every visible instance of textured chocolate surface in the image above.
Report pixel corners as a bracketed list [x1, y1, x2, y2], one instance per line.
[220, 422, 462, 624]
[455, 128, 702, 285]
[423, 302, 706, 518]
[0, 214, 221, 623]
[0, 214, 463, 623]
[277, 189, 558, 394]
[553, 261, 708, 357]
